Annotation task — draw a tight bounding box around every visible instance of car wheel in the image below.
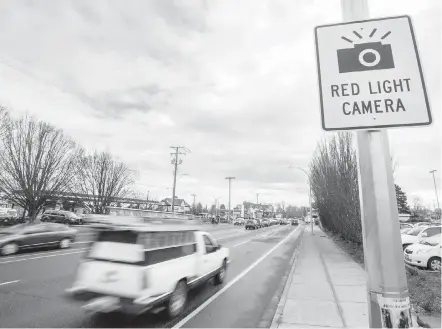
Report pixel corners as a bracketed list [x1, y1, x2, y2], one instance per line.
[1, 242, 19, 256]
[60, 238, 71, 249]
[428, 257, 441, 271]
[167, 280, 188, 319]
[214, 259, 227, 285]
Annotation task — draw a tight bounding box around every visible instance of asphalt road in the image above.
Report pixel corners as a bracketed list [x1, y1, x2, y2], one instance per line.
[0, 223, 305, 328]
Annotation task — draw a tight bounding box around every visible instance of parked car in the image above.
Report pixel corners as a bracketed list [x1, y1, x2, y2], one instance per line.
[245, 219, 259, 230]
[280, 219, 288, 225]
[233, 218, 245, 226]
[0, 209, 25, 226]
[404, 234, 441, 271]
[400, 223, 414, 230]
[65, 225, 229, 319]
[262, 219, 270, 227]
[401, 227, 413, 234]
[0, 223, 77, 256]
[401, 226, 442, 250]
[42, 210, 83, 225]
[412, 222, 433, 227]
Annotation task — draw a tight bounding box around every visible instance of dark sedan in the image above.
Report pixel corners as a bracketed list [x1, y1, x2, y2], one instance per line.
[245, 220, 259, 230]
[0, 223, 77, 256]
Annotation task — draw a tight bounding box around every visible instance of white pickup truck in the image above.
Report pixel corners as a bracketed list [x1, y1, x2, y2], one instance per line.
[66, 224, 229, 319]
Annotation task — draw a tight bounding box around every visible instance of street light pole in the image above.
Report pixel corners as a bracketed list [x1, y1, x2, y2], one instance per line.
[225, 177, 235, 222]
[191, 193, 196, 215]
[430, 170, 440, 218]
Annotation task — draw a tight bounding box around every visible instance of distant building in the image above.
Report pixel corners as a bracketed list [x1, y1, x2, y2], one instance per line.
[233, 205, 242, 218]
[160, 198, 191, 213]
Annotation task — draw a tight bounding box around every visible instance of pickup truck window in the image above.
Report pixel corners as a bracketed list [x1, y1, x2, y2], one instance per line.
[140, 231, 196, 249]
[97, 230, 138, 244]
[144, 243, 196, 266]
[203, 235, 217, 253]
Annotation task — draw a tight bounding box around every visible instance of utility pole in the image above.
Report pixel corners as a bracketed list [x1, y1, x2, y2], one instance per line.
[225, 177, 235, 222]
[170, 146, 190, 214]
[191, 193, 196, 215]
[430, 170, 440, 219]
[341, 0, 412, 327]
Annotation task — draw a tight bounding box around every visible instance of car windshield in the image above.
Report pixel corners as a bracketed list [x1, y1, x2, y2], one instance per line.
[419, 234, 441, 246]
[405, 226, 427, 236]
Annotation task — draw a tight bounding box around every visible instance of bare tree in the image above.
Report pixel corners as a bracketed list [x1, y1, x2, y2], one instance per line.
[74, 151, 135, 214]
[0, 115, 79, 221]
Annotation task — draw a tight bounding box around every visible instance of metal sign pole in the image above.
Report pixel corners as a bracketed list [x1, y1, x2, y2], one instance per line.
[341, 1, 412, 327]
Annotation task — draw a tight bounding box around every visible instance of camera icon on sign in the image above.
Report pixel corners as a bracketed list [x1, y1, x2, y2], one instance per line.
[337, 29, 395, 73]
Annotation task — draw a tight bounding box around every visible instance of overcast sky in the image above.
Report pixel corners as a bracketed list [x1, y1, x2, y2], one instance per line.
[0, 0, 440, 209]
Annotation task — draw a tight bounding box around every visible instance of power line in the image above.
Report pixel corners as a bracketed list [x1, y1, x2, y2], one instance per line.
[0, 55, 93, 110]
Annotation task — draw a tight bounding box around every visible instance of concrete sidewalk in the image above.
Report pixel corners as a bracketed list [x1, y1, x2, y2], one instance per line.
[271, 225, 369, 328]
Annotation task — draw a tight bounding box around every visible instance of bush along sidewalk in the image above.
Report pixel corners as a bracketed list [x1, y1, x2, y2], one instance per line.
[325, 229, 441, 328]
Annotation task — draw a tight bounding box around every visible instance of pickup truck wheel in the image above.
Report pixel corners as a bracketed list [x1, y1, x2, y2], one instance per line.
[168, 280, 187, 318]
[214, 259, 227, 285]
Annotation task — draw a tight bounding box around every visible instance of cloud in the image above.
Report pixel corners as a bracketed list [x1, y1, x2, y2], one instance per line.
[0, 0, 439, 208]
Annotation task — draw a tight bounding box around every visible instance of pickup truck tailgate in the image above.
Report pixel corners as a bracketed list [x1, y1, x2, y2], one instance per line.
[76, 241, 145, 298]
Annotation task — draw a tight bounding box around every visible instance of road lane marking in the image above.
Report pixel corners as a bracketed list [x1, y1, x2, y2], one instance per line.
[231, 227, 284, 247]
[0, 248, 88, 264]
[0, 280, 20, 286]
[217, 232, 248, 241]
[173, 226, 301, 328]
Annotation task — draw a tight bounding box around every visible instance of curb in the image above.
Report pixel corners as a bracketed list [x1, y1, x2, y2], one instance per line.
[269, 226, 306, 328]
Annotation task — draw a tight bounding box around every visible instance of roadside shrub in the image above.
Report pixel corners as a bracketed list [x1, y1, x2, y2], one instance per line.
[309, 133, 362, 243]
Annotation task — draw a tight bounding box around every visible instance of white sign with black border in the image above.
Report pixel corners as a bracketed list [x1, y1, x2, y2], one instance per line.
[315, 15, 432, 131]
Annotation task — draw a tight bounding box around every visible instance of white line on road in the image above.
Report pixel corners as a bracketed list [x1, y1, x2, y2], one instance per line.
[231, 227, 282, 247]
[217, 232, 248, 241]
[0, 248, 88, 264]
[0, 280, 20, 286]
[172, 226, 301, 328]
